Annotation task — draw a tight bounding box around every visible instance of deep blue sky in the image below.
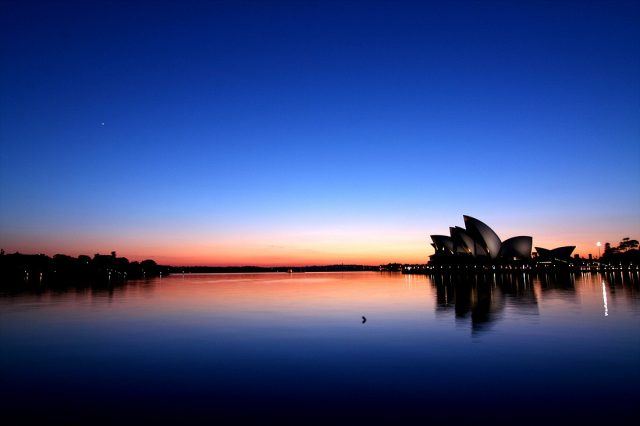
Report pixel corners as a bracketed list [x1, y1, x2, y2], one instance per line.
[1, 0, 638, 264]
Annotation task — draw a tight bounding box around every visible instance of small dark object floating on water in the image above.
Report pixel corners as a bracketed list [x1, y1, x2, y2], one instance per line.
[362, 316, 367, 324]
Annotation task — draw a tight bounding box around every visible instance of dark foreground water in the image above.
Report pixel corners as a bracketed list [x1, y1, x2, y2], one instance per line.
[1, 272, 638, 425]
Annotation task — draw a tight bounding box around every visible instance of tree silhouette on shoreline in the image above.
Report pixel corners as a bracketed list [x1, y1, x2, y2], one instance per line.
[0, 251, 169, 289]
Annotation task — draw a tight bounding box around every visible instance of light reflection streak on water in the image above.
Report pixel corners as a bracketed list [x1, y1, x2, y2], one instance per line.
[602, 281, 608, 317]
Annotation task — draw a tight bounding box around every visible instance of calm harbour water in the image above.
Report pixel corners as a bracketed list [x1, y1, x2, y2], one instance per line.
[1, 271, 638, 424]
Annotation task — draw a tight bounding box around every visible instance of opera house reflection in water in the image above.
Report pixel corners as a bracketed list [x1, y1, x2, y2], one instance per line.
[429, 271, 640, 334]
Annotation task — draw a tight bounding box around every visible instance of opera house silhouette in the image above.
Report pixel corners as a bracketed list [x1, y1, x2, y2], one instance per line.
[429, 215, 575, 265]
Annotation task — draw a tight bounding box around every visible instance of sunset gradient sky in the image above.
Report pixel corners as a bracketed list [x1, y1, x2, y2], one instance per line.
[1, 1, 639, 265]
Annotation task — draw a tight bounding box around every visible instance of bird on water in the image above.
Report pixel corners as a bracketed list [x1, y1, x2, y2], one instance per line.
[362, 316, 367, 324]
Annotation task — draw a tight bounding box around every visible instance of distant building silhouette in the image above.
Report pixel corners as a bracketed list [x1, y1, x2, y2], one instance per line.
[534, 246, 576, 264]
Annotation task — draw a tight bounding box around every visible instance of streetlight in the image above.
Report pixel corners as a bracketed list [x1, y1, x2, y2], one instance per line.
[596, 241, 602, 259]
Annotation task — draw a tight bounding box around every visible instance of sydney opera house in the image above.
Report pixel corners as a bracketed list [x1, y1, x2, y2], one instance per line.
[429, 215, 575, 265]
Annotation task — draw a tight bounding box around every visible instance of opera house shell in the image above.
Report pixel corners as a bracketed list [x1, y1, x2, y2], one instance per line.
[430, 215, 533, 264]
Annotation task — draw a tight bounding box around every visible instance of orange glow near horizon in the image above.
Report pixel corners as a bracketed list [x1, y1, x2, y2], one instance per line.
[1, 220, 634, 266]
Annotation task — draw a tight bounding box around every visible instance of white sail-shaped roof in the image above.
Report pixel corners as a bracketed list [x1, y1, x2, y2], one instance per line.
[463, 215, 502, 259]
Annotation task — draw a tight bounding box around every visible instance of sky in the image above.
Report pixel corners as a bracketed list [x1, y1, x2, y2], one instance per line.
[1, 0, 639, 265]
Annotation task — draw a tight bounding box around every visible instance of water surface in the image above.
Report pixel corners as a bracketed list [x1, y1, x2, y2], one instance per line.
[1, 272, 638, 424]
